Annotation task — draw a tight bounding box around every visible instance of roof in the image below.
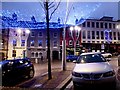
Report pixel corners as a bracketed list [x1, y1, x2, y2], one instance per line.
[81, 52, 101, 55]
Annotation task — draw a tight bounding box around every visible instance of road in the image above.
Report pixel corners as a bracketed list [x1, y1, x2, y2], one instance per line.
[66, 57, 120, 90]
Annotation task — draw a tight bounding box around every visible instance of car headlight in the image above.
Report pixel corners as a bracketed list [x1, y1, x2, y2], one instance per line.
[103, 71, 115, 77]
[72, 71, 82, 77]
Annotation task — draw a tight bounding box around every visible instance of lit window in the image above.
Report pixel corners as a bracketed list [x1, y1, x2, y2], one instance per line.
[12, 50, 16, 57]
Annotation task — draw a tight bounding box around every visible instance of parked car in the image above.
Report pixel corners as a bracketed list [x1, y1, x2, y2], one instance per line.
[72, 52, 116, 89]
[101, 52, 112, 58]
[0, 58, 34, 86]
[66, 55, 78, 62]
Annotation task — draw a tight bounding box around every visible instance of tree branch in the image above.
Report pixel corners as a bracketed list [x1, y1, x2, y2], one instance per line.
[49, 0, 61, 20]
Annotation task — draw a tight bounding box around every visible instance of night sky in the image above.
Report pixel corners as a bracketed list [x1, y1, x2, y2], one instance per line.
[1, 1, 119, 25]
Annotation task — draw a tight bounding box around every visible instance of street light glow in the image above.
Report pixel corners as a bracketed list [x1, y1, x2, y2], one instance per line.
[25, 29, 30, 34]
[116, 25, 120, 29]
[70, 26, 74, 31]
[17, 28, 22, 34]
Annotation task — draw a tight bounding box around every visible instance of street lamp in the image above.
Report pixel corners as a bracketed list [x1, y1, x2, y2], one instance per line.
[70, 26, 81, 55]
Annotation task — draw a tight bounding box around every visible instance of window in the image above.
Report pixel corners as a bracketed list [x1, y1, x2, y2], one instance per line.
[35, 52, 38, 57]
[113, 32, 116, 40]
[101, 31, 104, 39]
[87, 31, 90, 39]
[92, 22, 95, 28]
[21, 40, 25, 46]
[100, 22, 103, 28]
[83, 31, 86, 39]
[113, 24, 116, 29]
[53, 32, 57, 38]
[13, 39, 17, 46]
[38, 40, 42, 47]
[92, 31, 95, 39]
[53, 40, 57, 47]
[31, 31, 35, 37]
[110, 32, 112, 40]
[31, 52, 34, 57]
[14, 31, 17, 36]
[12, 50, 16, 57]
[46, 40, 48, 46]
[30, 40, 34, 46]
[96, 31, 99, 39]
[87, 22, 90, 27]
[38, 32, 42, 37]
[96, 22, 99, 28]
[23, 31, 25, 36]
[82, 22, 86, 27]
[109, 23, 112, 29]
[69, 40, 73, 45]
[105, 23, 108, 28]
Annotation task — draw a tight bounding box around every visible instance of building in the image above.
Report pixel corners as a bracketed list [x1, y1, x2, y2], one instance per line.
[1, 13, 65, 61]
[63, 16, 120, 55]
[8, 28, 30, 59]
[0, 29, 9, 60]
[27, 28, 61, 63]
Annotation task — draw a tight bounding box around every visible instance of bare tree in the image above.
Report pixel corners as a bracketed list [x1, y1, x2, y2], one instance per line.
[40, 0, 61, 80]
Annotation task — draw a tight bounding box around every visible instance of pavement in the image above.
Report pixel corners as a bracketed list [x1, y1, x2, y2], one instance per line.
[1, 57, 120, 90]
[16, 60, 75, 90]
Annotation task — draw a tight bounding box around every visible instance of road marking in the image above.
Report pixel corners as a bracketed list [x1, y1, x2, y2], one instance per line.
[34, 84, 42, 88]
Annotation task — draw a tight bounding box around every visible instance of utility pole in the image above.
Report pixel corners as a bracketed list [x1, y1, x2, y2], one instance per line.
[45, 0, 52, 80]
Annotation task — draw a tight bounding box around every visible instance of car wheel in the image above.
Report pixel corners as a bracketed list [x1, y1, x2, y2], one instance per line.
[108, 55, 111, 58]
[29, 69, 34, 78]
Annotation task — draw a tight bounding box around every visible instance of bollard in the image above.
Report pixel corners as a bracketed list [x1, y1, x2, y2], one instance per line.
[118, 55, 120, 66]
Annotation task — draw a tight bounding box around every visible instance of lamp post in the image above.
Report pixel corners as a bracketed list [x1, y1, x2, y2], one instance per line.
[70, 26, 81, 55]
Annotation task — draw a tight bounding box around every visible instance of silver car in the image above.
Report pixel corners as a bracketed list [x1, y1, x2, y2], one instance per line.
[72, 52, 116, 89]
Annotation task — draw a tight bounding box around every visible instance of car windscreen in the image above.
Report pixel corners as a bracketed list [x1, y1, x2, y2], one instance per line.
[77, 54, 106, 63]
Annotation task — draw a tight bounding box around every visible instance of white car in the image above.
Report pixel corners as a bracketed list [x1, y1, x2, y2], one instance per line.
[72, 52, 116, 89]
[101, 52, 112, 58]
